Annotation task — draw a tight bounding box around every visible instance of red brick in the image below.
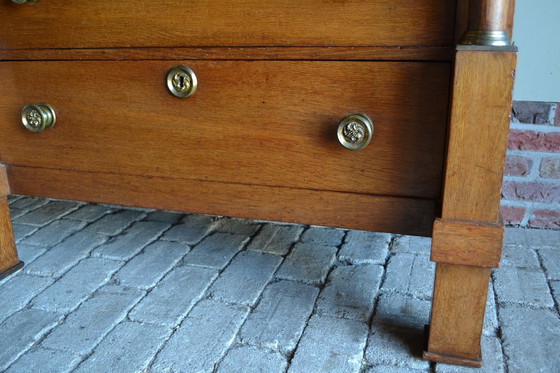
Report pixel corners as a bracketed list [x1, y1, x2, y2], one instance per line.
[540, 157, 560, 179]
[508, 130, 560, 152]
[529, 209, 560, 229]
[512, 101, 553, 124]
[504, 155, 533, 176]
[500, 205, 525, 225]
[502, 181, 560, 204]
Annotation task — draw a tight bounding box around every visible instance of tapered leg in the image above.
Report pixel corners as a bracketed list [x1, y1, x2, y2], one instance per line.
[424, 48, 516, 367]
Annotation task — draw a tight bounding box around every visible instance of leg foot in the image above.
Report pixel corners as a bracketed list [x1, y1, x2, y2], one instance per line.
[0, 260, 24, 280]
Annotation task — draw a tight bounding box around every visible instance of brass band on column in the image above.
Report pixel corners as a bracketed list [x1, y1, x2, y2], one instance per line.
[460, 0, 514, 46]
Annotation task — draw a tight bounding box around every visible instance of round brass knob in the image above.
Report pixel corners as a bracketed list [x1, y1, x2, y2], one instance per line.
[166, 65, 197, 98]
[21, 103, 56, 133]
[337, 113, 374, 151]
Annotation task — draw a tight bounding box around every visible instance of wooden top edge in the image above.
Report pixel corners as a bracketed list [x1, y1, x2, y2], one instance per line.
[0, 46, 454, 62]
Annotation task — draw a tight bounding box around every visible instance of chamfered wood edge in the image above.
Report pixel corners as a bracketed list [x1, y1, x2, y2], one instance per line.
[7, 165, 436, 237]
[423, 350, 482, 368]
[0, 260, 24, 280]
[431, 218, 504, 268]
[0, 46, 454, 62]
[0, 165, 10, 197]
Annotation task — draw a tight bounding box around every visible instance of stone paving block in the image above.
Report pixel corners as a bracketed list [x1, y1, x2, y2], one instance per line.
[500, 245, 541, 269]
[92, 221, 170, 261]
[8, 208, 28, 220]
[20, 219, 88, 248]
[64, 204, 112, 222]
[113, 241, 189, 289]
[484, 282, 499, 336]
[365, 322, 430, 370]
[144, 210, 184, 224]
[499, 305, 560, 373]
[373, 293, 431, 329]
[436, 336, 505, 373]
[315, 264, 384, 322]
[239, 280, 319, 355]
[0, 308, 61, 371]
[74, 321, 170, 373]
[161, 214, 222, 245]
[42, 286, 145, 356]
[4, 347, 81, 373]
[12, 223, 38, 243]
[183, 232, 249, 269]
[9, 196, 49, 212]
[551, 280, 560, 311]
[208, 251, 282, 306]
[14, 243, 48, 266]
[152, 299, 250, 373]
[300, 226, 346, 246]
[14, 200, 80, 227]
[505, 227, 560, 249]
[366, 366, 429, 373]
[288, 315, 368, 373]
[275, 243, 337, 285]
[382, 254, 435, 300]
[24, 230, 108, 277]
[31, 257, 123, 313]
[493, 266, 555, 308]
[217, 217, 261, 236]
[0, 275, 54, 324]
[339, 231, 392, 265]
[391, 235, 431, 255]
[217, 345, 288, 373]
[85, 210, 146, 235]
[129, 265, 217, 327]
[538, 249, 560, 280]
[247, 223, 303, 256]
[7, 194, 22, 203]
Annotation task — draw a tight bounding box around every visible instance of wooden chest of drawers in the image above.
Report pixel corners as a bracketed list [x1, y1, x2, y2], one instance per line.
[0, 0, 517, 367]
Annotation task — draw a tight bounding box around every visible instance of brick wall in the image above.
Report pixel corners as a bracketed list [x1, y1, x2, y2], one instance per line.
[501, 101, 560, 229]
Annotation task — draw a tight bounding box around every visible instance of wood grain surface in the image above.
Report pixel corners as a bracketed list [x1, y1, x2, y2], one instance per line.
[0, 60, 450, 199]
[441, 51, 516, 222]
[431, 218, 503, 268]
[0, 166, 9, 198]
[0, 165, 20, 275]
[8, 166, 436, 236]
[427, 264, 490, 361]
[0, 0, 456, 49]
[0, 47, 454, 63]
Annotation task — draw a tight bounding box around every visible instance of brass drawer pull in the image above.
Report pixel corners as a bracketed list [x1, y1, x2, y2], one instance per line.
[166, 65, 197, 98]
[21, 103, 56, 133]
[337, 113, 374, 151]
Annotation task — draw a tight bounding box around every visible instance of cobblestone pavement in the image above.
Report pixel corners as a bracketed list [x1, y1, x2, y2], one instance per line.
[1, 196, 559, 373]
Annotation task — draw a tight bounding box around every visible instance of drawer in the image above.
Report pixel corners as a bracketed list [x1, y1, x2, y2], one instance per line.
[1, 1, 456, 49]
[0, 60, 450, 199]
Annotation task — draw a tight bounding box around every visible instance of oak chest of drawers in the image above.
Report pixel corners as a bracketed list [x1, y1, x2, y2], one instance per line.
[0, 0, 517, 367]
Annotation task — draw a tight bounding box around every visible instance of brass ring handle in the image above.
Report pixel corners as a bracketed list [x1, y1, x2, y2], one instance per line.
[21, 103, 56, 133]
[166, 65, 198, 98]
[337, 113, 374, 151]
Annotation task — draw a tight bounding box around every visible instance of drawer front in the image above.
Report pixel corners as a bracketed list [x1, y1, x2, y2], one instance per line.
[1, 1, 456, 49]
[0, 60, 450, 199]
